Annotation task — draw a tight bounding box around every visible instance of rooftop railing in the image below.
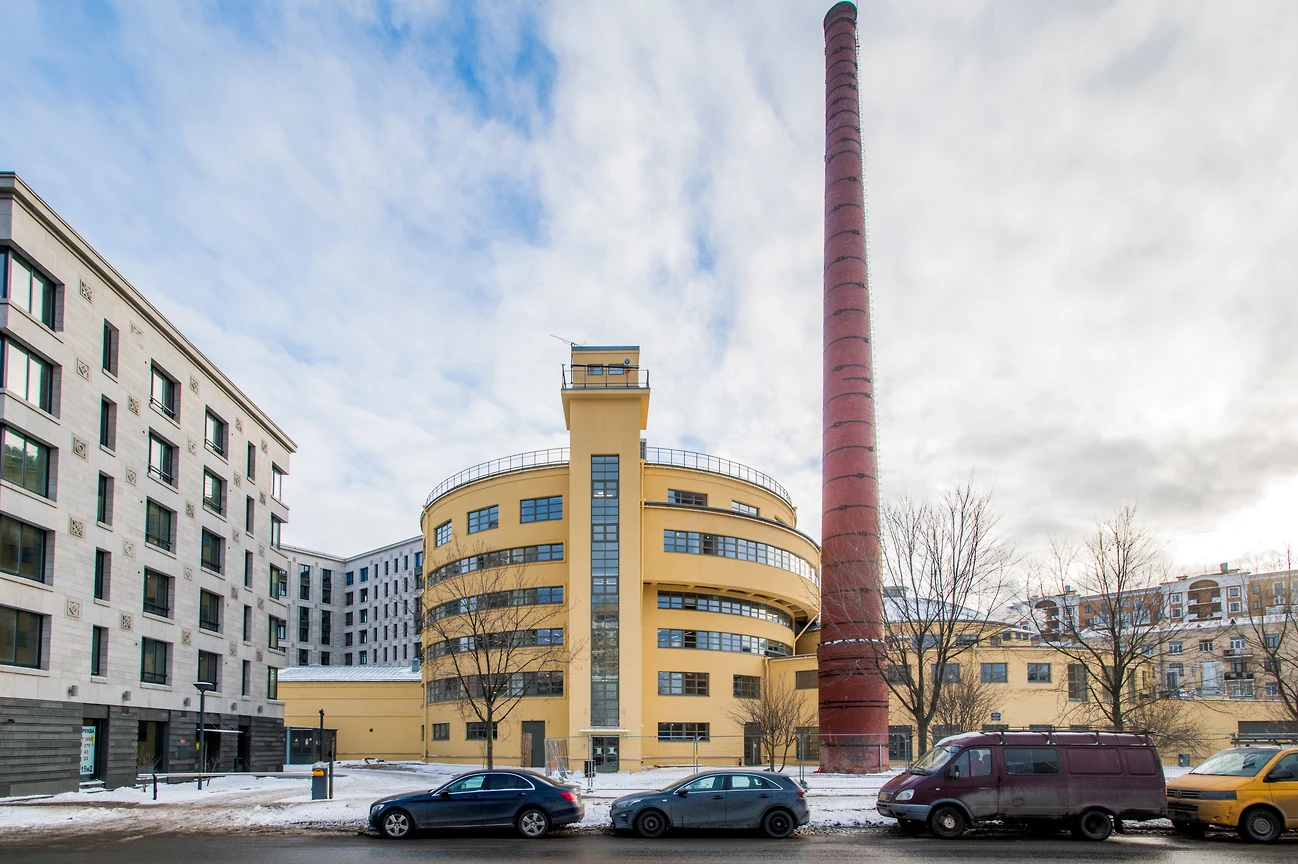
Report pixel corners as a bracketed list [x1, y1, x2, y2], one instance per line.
[424, 445, 795, 511]
[562, 364, 649, 389]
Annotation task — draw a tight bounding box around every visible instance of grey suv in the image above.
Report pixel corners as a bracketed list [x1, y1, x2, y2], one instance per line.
[610, 770, 810, 838]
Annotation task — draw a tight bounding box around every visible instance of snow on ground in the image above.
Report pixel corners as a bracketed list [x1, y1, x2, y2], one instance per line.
[0, 763, 1194, 836]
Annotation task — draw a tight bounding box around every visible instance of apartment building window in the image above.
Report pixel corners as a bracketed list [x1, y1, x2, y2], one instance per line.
[0, 514, 48, 583]
[94, 549, 111, 600]
[1199, 640, 1214, 653]
[90, 626, 108, 677]
[269, 616, 286, 652]
[143, 569, 173, 617]
[321, 652, 331, 666]
[200, 529, 224, 574]
[321, 570, 332, 604]
[2, 426, 51, 497]
[202, 470, 225, 515]
[2, 338, 54, 413]
[733, 675, 761, 699]
[199, 589, 222, 633]
[521, 496, 563, 523]
[143, 500, 174, 552]
[0, 605, 45, 668]
[432, 723, 449, 741]
[344, 612, 354, 626]
[931, 663, 961, 683]
[415, 550, 423, 570]
[246, 442, 256, 480]
[244, 496, 254, 533]
[241, 660, 251, 696]
[467, 505, 498, 534]
[359, 630, 368, 644]
[270, 565, 287, 599]
[297, 649, 309, 665]
[140, 638, 170, 685]
[150, 364, 178, 419]
[270, 514, 283, 548]
[359, 651, 369, 664]
[243, 605, 252, 642]
[981, 663, 1008, 683]
[344, 653, 353, 666]
[101, 321, 119, 375]
[667, 490, 708, 507]
[359, 609, 368, 624]
[658, 723, 709, 741]
[99, 398, 117, 451]
[244, 550, 253, 588]
[731, 501, 759, 517]
[1230, 637, 1247, 653]
[1168, 641, 1183, 654]
[271, 464, 285, 502]
[360, 587, 368, 602]
[204, 410, 228, 457]
[95, 473, 114, 525]
[360, 567, 368, 583]
[267, 667, 279, 700]
[147, 433, 177, 485]
[1, 249, 56, 328]
[1026, 663, 1052, 683]
[435, 521, 452, 547]
[1068, 664, 1088, 701]
[321, 610, 331, 645]
[344, 632, 354, 647]
[298, 606, 310, 642]
[795, 670, 817, 689]
[466, 722, 498, 741]
[197, 650, 221, 690]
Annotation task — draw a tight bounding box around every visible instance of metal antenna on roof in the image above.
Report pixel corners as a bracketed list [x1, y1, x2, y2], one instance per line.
[550, 334, 584, 347]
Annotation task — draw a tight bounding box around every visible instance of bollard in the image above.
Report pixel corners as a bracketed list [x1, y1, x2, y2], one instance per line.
[311, 761, 328, 800]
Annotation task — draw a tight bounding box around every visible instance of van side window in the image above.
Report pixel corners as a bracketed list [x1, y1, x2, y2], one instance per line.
[951, 747, 992, 779]
[1004, 747, 1061, 775]
[1066, 747, 1121, 774]
[1122, 748, 1159, 776]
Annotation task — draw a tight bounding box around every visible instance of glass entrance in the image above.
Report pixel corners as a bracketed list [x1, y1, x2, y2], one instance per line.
[592, 736, 619, 772]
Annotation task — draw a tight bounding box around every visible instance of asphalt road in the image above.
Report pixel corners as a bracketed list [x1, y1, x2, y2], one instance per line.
[1, 830, 1295, 864]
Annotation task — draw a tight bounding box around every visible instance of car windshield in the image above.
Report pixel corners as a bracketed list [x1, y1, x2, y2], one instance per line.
[1190, 749, 1280, 777]
[909, 745, 960, 775]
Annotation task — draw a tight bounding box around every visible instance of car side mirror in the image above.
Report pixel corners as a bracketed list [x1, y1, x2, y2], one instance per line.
[950, 765, 961, 780]
[676, 788, 689, 797]
[1266, 769, 1295, 782]
[439, 789, 451, 797]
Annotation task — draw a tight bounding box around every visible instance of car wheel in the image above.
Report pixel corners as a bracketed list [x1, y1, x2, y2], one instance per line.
[897, 818, 924, 836]
[380, 809, 415, 840]
[635, 809, 668, 839]
[1171, 820, 1206, 837]
[929, 805, 967, 839]
[1072, 808, 1113, 842]
[516, 807, 550, 839]
[1237, 807, 1283, 843]
[762, 809, 796, 839]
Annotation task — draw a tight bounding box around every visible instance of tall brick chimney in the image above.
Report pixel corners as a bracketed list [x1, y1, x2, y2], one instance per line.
[816, 0, 889, 773]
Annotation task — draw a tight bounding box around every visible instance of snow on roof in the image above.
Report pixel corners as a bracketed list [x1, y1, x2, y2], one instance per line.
[278, 665, 422, 683]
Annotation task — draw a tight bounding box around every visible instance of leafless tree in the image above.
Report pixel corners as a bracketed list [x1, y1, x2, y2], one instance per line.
[1241, 544, 1298, 724]
[826, 483, 1016, 753]
[420, 544, 579, 768]
[1024, 506, 1188, 735]
[725, 666, 817, 771]
[933, 673, 1001, 737]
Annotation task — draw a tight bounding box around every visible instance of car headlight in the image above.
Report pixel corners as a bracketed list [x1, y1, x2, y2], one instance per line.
[894, 789, 914, 802]
[1197, 791, 1237, 801]
[370, 803, 383, 814]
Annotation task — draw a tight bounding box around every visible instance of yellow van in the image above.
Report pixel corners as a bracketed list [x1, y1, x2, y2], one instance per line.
[1166, 747, 1298, 843]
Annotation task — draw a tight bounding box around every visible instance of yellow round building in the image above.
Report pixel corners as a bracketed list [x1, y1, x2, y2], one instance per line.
[419, 346, 822, 771]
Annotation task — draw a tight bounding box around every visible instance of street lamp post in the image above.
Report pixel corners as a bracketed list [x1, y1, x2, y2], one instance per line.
[194, 681, 216, 791]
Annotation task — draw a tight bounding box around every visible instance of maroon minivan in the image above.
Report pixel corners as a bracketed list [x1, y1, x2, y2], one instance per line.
[877, 731, 1166, 840]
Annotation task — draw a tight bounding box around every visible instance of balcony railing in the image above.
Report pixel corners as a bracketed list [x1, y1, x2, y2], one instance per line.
[562, 364, 649, 389]
[644, 447, 793, 508]
[425, 448, 570, 508]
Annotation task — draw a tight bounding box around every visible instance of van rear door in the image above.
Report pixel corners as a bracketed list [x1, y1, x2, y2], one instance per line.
[998, 746, 1066, 818]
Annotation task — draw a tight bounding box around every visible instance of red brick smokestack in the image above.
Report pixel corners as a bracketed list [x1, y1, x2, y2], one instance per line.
[816, 0, 889, 773]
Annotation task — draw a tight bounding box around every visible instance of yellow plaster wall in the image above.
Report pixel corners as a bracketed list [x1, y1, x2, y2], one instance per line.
[280, 680, 424, 761]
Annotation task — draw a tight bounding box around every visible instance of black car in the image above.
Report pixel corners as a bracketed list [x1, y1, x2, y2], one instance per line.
[609, 769, 811, 838]
[369, 769, 584, 839]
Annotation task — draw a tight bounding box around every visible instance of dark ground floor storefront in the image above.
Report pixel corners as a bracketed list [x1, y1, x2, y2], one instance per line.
[0, 697, 284, 797]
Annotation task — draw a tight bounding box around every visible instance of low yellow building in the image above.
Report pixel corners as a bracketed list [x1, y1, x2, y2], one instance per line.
[279, 666, 424, 762]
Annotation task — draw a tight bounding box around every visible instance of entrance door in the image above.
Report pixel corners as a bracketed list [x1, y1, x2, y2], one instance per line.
[237, 725, 252, 772]
[744, 722, 763, 766]
[80, 720, 103, 782]
[521, 722, 545, 769]
[592, 736, 619, 772]
[137, 721, 168, 772]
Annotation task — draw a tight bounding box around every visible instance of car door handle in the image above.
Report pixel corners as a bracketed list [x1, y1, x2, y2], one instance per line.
[514, 792, 525, 797]
[712, 795, 724, 799]
[758, 794, 770, 799]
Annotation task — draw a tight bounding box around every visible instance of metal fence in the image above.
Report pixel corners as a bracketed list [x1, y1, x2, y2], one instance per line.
[543, 734, 893, 792]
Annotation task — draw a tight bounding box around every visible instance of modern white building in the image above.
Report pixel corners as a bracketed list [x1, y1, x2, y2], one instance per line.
[0, 173, 296, 795]
[281, 536, 424, 668]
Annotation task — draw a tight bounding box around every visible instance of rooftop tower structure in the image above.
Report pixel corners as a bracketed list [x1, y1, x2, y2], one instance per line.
[816, 0, 889, 772]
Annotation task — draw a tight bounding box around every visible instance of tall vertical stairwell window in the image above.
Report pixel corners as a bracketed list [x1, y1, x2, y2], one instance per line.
[591, 455, 620, 727]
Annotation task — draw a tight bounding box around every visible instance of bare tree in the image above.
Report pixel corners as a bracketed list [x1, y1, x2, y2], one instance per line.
[1024, 506, 1188, 735]
[725, 666, 817, 771]
[421, 545, 579, 768]
[827, 483, 1016, 753]
[933, 673, 1001, 737]
[1122, 694, 1214, 757]
[1242, 544, 1298, 724]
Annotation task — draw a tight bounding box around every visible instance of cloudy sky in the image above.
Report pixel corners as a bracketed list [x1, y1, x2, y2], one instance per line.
[3, 0, 1295, 572]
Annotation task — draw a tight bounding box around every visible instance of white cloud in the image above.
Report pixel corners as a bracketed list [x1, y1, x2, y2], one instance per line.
[2, 0, 1295, 568]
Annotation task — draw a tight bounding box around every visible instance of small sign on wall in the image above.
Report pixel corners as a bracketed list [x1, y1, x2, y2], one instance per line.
[80, 725, 97, 776]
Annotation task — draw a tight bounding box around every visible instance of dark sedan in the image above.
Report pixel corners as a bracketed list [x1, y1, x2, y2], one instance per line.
[369, 769, 584, 839]
[610, 769, 810, 838]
